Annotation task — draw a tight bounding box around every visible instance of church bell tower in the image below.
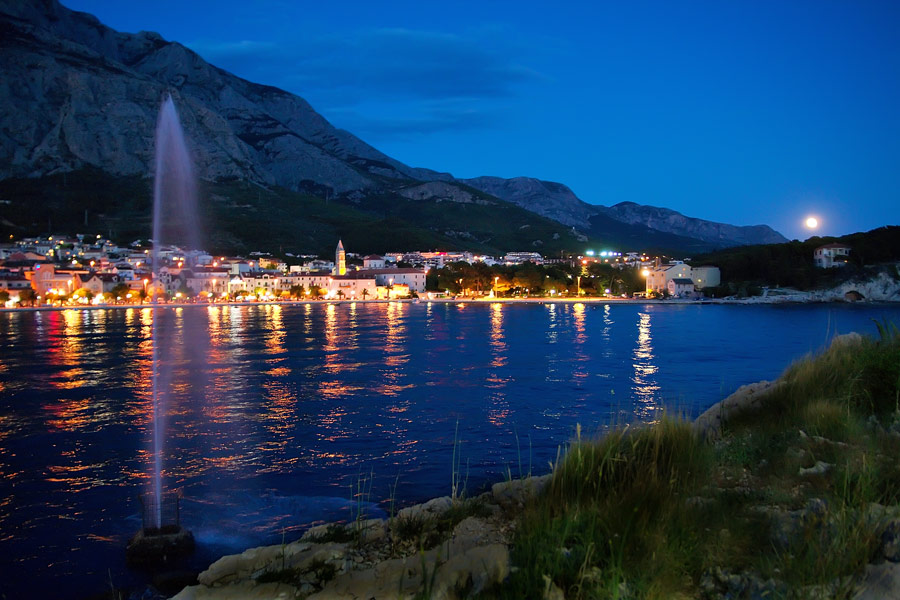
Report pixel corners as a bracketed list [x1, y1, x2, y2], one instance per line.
[334, 240, 346, 276]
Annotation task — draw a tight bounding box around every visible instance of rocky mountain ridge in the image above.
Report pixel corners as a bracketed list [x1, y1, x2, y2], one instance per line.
[600, 201, 788, 246]
[461, 176, 788, 247]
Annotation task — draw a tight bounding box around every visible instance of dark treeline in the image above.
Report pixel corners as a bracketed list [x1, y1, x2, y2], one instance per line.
[691, 226, 900, 291]
[425, 260, 645, 296]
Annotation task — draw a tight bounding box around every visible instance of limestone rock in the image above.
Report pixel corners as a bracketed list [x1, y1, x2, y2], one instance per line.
[196, 541, 348, 587]
[492, 474, 551, 509]
[855, 562, 900, 600]
[173, 580, 298, 599]
[799, 461, 833, 477]
[880, 521, 900, 563]
[397, 496, 453, 521]
[307, 543, 509, 600]
[693, 380, 781, 441]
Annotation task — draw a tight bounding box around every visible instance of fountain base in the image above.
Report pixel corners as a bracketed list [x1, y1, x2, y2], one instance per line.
[126, 525, 195, 567]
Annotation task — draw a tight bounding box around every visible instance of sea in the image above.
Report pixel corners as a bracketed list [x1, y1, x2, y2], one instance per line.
[1, 301, 899, 598]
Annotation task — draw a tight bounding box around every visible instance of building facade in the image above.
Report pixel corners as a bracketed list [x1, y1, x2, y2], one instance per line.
[814, 243, 851, 268]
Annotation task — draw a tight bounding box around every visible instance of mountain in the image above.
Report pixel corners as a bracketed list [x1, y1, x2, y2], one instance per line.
[461, 177, 788, 248]
[460, 177, 596, 229]
[0, 0, 781, 255]
[0, 0, 453, 192]
[599, 202, 789, 247]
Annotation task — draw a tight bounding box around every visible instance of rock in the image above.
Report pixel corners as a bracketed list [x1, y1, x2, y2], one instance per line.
[173, 581, 298, 599]
[693, 380, 781, 441]
[303, 542, 509, 600]
[767, 498, 829, 549]
[430, 544, 510, 599]
[830, 332, 864, 348]
[301, 523, 336, 542]
[785, 447, 808, 461]
[542, 576, 565, 600]
[799, 461, 833, 477]
[196, 541, 348, 587]
[491, 475, 551, 509]
[397, 496, 453, 521]
[700, 566, 786, 600]
[880, 521, 900, 562]
[855, 562, 900, 600]
[867, 415, 886, 434]
[356, 518, 387, 544]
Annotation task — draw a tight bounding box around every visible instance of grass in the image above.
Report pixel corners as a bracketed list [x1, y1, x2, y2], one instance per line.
[482, 325, 900, 599]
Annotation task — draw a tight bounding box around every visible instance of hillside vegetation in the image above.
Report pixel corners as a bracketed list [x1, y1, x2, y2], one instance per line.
[0, 169, 595, 257]
[690, 226, 900, 292]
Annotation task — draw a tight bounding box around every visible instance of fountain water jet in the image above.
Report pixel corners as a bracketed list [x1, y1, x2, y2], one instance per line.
[127, 94, 199, 566]
[150, 94, 200, 528]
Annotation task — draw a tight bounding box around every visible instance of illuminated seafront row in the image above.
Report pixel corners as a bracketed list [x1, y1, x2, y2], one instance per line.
[0, 295, 768, 314]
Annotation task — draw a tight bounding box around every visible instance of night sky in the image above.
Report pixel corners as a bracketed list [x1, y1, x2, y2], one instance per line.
[63, 0, 900, 240]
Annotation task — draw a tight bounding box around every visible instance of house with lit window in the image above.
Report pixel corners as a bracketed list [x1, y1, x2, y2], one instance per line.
[667, 278, 696, 298]
[645, 262, 692, 294]
[814, 243, 851, 268]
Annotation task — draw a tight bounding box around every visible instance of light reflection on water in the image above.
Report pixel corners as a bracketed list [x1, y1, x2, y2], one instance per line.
[1, 302, 900, 599]
[632, 311, 661, 418]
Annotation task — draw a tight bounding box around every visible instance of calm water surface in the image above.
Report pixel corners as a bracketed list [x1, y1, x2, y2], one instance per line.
[1, 302, 899, 598]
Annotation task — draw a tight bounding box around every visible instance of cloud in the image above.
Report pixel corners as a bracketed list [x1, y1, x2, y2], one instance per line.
[187, 27, 545, 137]
[327, 103, 500, 141]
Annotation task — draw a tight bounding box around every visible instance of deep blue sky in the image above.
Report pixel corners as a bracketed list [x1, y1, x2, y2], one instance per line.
[65, 1, 899, 239]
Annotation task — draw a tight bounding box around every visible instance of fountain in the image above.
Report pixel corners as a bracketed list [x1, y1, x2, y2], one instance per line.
[127, 94, 198, 567]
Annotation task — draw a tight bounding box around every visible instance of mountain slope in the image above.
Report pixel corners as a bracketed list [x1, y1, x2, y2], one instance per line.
[600, 202, 788, 246]
[462, 176, 787, 248]
[0, 0, 450, 193]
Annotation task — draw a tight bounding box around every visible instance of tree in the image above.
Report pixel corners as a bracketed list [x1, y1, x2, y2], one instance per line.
[111, 283, 130, 301]
[361, 288, 370, 300]
[18, 288, 35, 306]
[0, 290, 9, 305]
[336, 289, 346, 300]
[289, 284, 305, 299]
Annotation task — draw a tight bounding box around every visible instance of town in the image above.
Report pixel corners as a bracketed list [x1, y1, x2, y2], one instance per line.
[0, 233, 751, 308]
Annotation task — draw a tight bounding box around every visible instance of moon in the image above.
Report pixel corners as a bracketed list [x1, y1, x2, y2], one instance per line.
[805, 216, 818, 229]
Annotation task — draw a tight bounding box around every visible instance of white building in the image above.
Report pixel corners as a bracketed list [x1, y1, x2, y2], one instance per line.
[504, 252, 543, 265]
[329, 272, 377, 299]
[363, 255, 385, 269]
[690, 266, 721, 289]
[645, 262, 692, 294]
[357, 268, 427, 293]
[814, 243, 851, 268]
[667, 278, 696, 298]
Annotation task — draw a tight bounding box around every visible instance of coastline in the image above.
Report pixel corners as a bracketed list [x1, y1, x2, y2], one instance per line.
[3, 295, 896, 314]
